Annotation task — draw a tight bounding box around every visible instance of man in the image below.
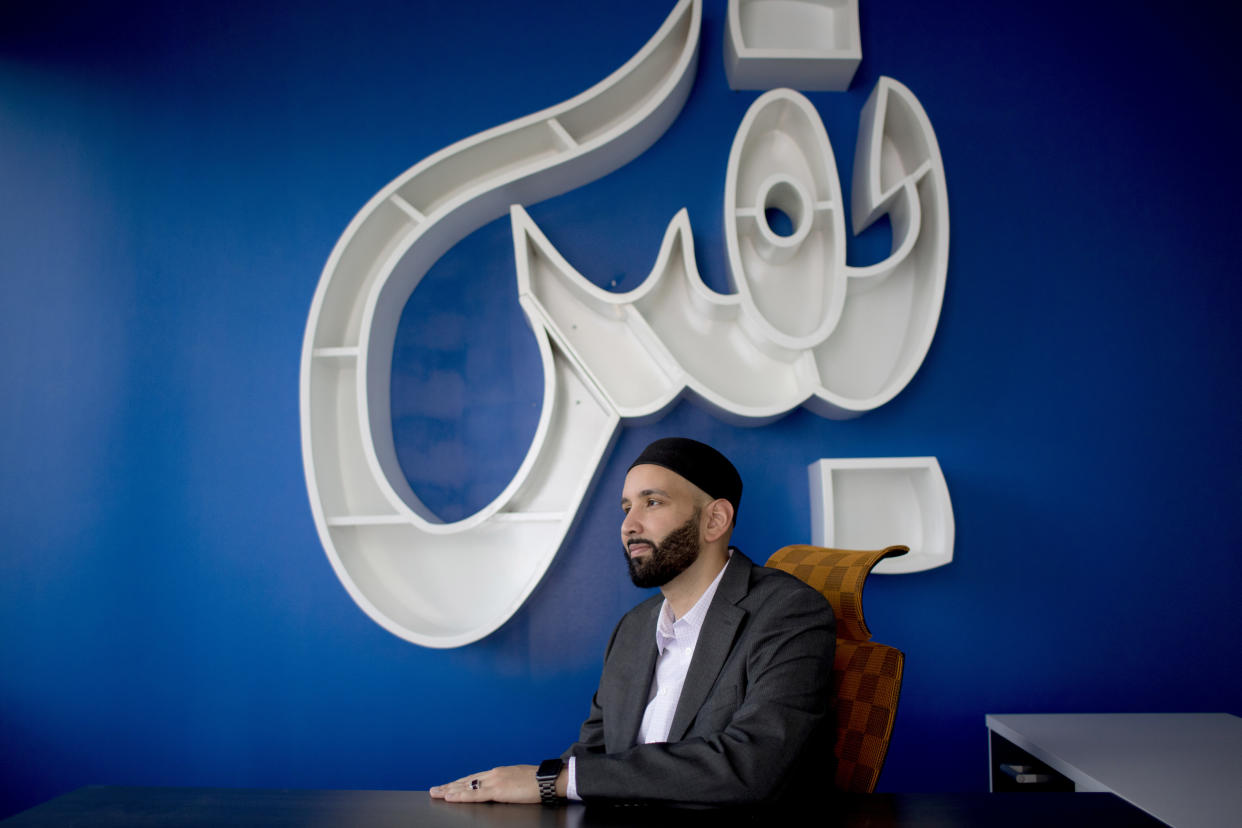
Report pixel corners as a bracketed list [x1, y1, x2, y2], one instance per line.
[430, 437, 836, 804]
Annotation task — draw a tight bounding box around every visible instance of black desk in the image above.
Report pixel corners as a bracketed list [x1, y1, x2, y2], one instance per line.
[2, 786, 1167, 827]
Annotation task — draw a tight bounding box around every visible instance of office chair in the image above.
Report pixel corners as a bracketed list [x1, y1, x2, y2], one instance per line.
[765, 544, 908, 793]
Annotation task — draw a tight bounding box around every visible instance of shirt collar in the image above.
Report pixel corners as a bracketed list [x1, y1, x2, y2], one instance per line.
[654, 550, 732, 654]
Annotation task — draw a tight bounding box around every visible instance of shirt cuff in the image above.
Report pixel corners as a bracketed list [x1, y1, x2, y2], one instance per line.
[566, 755, 581, 801]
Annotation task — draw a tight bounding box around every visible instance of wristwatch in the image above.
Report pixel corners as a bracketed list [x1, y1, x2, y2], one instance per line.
[535, 758, 564, 805]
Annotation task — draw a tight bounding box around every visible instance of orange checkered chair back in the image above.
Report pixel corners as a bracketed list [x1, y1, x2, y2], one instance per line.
[765, 544, 908, 793]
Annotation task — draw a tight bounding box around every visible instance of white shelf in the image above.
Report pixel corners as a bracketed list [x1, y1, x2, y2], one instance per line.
[816, 77, 949, 415]
[725, 0, 862, 91]
[521, 80, 948, 423]
[311, 347, 359, 359]
[808, 457, 954, 573]
[326, 514, 404, 527]
[725, 89, 847, 351]
[299, 0, 702, 648]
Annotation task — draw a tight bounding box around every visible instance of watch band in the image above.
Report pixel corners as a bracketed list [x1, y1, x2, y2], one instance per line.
[535, 757, 564, 805]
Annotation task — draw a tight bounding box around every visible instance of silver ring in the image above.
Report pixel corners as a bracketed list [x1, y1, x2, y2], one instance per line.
[470, 779, 480, 791]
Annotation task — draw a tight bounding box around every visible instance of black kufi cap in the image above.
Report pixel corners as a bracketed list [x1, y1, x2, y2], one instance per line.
[629, 437, 742, 519]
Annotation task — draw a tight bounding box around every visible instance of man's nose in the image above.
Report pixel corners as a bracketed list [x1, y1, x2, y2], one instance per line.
[621, 510, 640, 536]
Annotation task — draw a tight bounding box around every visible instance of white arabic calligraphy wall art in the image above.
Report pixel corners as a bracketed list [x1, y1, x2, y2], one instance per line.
[300, 0, 950, 647]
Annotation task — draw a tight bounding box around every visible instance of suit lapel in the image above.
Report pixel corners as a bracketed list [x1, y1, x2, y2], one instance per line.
[611, 599, 661, 751]
[666, 552, 751, 742]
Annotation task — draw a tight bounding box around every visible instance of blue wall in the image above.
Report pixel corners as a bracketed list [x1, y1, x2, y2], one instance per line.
[3, 0, 1240, 817]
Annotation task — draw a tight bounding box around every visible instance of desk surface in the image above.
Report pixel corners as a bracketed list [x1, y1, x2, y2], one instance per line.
[2, 786, 1165, 827]
[987, 713, 1242, 828]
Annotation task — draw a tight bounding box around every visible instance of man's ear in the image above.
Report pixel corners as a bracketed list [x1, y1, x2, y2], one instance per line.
[701, 498, 734, 543]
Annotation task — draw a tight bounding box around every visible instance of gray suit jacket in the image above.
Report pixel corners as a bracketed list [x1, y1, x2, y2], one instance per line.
[564, 550, 835, 803]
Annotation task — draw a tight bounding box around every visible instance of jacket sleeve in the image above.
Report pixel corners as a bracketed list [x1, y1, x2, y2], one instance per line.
[568, 580, 834, 804]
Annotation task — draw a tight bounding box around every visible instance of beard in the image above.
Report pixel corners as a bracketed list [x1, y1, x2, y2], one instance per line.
[624, 510, 701, 589]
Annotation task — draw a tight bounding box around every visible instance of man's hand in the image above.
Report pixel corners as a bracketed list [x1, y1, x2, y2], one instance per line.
[429, 764, 558, 804]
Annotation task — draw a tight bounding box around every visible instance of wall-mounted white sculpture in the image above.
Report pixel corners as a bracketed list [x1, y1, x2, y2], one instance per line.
[726, 89, 847, 351]
[525, 80, 947, 425]
[725, 0, 862, 91]
[808, 457, 954, 574]
[301, 0, 948, 647]
[300, 1, 703, 648]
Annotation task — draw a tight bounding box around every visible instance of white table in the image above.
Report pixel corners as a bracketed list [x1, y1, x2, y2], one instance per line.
[986, 713, 1242, 828]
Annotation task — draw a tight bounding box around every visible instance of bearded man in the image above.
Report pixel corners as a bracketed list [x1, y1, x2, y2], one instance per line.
[431, 437, 836, 805]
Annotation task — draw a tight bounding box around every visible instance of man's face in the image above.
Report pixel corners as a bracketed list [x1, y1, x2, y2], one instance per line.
[620, 464, 705, 588]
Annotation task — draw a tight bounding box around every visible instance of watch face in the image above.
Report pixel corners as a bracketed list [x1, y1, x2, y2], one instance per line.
[537, 758, 563, 780]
